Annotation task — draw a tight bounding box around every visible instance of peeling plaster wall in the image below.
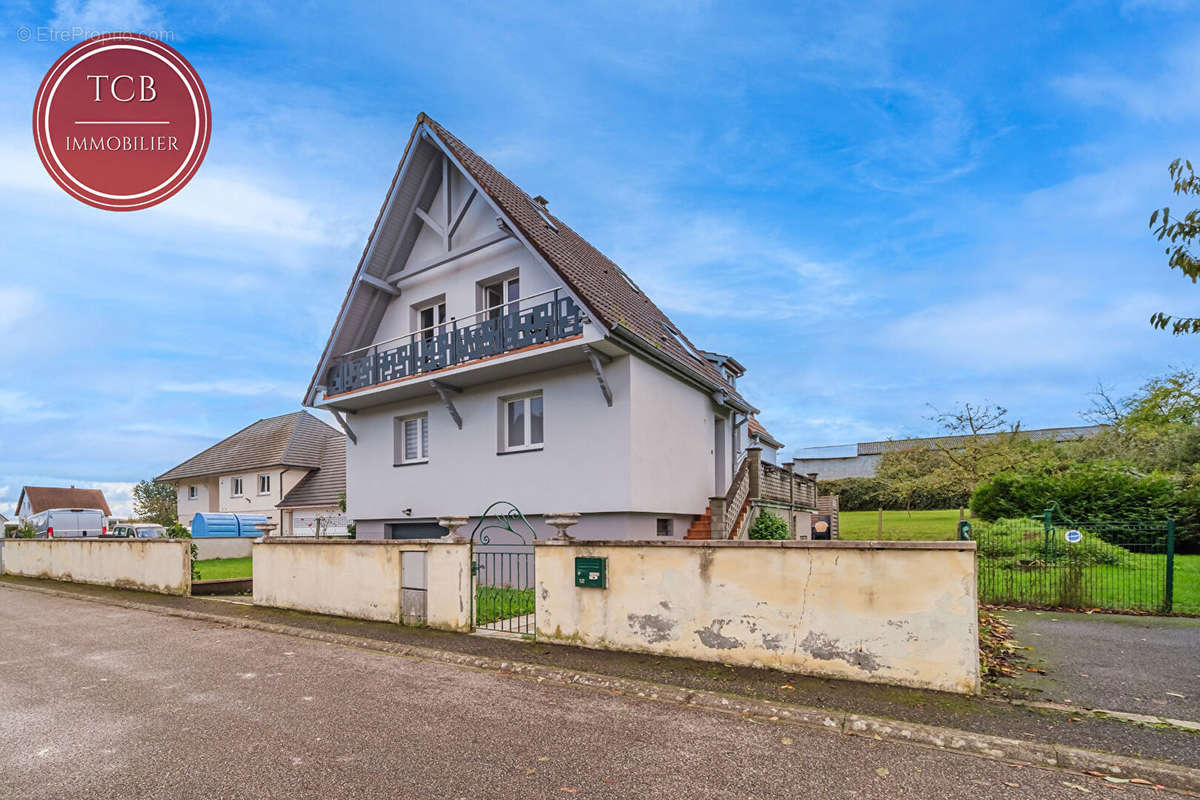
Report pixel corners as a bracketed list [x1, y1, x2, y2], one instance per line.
[2, 539, 191, 596]
[535, 540, 980, 694]
[252, 539, 471, 630]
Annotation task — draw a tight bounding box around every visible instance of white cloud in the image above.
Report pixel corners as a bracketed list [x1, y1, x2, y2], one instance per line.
[1054, 43, 1200, 122]
[0, 390, 69, 423]
[157, 380, 299, 398]
[0, 287, 36, 334]
[51, 0, 165, 33]
[608, 209, 858, 323]
[147, 171, 356, 247]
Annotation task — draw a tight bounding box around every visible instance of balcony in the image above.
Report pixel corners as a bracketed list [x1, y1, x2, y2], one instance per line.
[324, 288, 585, 398]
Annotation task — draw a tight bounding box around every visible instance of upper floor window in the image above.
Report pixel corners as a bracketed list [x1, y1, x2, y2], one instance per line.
[231, 477, 244, 497]
[501, 391, 543, 452]
[257, 474, 271, 495]
[395, 413, 429, 465]
[187, 485, 197, 500]
[483, 276, 519, 320]
[418, 301, 446, 336]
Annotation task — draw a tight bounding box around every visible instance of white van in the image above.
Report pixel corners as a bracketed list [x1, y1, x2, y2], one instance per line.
[31, 508, 107, 538]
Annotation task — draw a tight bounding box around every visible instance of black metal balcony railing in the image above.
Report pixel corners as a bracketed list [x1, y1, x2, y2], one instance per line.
[326, 289, 584, 396]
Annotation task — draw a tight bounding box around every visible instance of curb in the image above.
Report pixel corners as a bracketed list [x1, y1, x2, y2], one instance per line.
[4, 580, 1199, 794]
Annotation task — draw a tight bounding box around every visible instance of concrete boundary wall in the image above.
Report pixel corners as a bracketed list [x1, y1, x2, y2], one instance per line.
[535, 540, 979, 694]
[252, 539, 471, 630]
[1, 539, 191, 595]
[193, 537, 255, 560]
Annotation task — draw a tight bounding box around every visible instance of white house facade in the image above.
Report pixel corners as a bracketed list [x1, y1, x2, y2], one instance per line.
[307, 115, 816, 541]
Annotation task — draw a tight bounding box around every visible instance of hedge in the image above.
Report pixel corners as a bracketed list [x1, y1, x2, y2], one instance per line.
[970, 462, 1198, 552]
[817, 477, 970, 512]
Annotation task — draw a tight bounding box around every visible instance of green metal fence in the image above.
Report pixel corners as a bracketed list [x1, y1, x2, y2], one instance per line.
[971, 507, 1176, 613]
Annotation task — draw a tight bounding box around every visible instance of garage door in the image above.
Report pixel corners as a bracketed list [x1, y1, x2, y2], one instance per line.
[292, 511, 349, 537]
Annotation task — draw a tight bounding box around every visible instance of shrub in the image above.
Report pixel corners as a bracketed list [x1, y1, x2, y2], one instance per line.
[973, 518, 1133, 567]
[11, 521, 37, 539]
[165, 522, 190, 539]
[748, 510, 790, 540]
[818, 476, 970, 511]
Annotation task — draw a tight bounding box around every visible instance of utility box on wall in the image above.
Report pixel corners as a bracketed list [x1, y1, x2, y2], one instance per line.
[574, 556, 607, 588]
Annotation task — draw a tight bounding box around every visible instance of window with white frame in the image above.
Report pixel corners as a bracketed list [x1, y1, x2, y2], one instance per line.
[257, 474, 271, 495]
[187, 485, 197, 500]
[394, 413, 429, 464]
[417, 301, 446, 337]
[231, 477, 244, 497]
[482, 275, 519, 320]
[500, 391, 543, 452]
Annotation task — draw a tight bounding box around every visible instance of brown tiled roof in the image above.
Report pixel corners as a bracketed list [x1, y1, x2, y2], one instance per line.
[18, 486, 111, 516]
[747, 416, 783, 449]
[278, 435, 346, 510]
[156, 411, 340, 482]
[420, 116, 748, 407]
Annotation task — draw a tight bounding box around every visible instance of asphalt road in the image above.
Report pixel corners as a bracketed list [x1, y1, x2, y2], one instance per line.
[1000, 609, 1200, 720]
[0, 588, 1156, 800]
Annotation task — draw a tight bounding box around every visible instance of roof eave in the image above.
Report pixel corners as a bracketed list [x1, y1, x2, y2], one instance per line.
[608, 325, 757, 414]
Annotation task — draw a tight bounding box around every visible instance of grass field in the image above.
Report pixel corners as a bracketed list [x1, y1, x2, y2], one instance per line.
[838, 509, 963, 541]
[838, 509, 1198, 614]
[475, 585, 534, 626]
[194, 556, 252, 581]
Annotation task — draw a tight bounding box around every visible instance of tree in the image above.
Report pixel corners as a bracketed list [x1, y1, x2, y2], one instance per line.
[132, 480, 178, 526]
[1149, 159, 1200, 334]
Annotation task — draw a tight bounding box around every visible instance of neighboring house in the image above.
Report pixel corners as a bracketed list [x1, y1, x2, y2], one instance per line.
[304, 114, 812, 540]
[156, 411, 345, 535]
[16, 486, 112, 520]
[792, 425, 1109, 480]
[746, 417, 783, 464]
[277, 435, 349, 536]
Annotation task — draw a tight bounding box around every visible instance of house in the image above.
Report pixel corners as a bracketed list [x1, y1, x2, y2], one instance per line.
[792, 424, 1109, 480]
[746, 417, 783, 464]
[277, 435, 349, 536]
[16, 486, 112, 520]
[304, 114, 818, 540]
[156, 411, 346, 535]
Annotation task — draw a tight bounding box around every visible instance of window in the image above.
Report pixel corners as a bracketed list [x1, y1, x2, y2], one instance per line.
[257, 474, 271, 495]
[187, 485, 197, 500]
[500, 392, 543, 452]
[394, 414, 429, 464]
[656, 518, 673, 537]
[231, 477, 244, 497]
[483, 276, 519, 320]
[418, 302, 446, 336]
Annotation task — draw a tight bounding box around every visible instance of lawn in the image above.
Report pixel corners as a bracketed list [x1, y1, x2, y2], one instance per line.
[837, 509, 1199, 614]
[194, 556, 252, 581]
[475, 584, 534, 626]
[838, 509, 962, 541]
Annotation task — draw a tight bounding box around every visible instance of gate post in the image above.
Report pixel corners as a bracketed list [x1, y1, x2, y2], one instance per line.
[1165, 519, 1176, 614]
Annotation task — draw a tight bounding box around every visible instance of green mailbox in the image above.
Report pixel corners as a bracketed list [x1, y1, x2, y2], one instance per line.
[575, 556, 607, 588]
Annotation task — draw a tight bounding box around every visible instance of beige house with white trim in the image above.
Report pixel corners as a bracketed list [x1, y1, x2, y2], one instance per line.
[157, 411, 345, 535]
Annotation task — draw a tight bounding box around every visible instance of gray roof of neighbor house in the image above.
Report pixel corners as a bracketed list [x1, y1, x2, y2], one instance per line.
[156, 411, 341, 483]
[305, 113, 752, 413]
[17, 486, 112, 516]
[794, 425, 1108, 459]
[278, 435, 346, 510]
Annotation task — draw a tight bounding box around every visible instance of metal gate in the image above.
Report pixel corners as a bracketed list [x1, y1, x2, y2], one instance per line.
[971, 505, 1177, 613]
[469, 502, 537, 635]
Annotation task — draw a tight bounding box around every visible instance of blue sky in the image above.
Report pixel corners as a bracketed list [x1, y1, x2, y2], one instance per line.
[0, 0, 1197, 516]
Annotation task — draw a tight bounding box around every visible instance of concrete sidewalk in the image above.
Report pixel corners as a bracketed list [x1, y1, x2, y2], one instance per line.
[3, 575, 1198, 776]
[999, 609, 1200, 721]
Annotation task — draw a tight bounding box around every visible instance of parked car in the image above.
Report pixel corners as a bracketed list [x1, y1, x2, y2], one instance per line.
[113, 523, 167, 539]
[30, 508, 107, 538]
